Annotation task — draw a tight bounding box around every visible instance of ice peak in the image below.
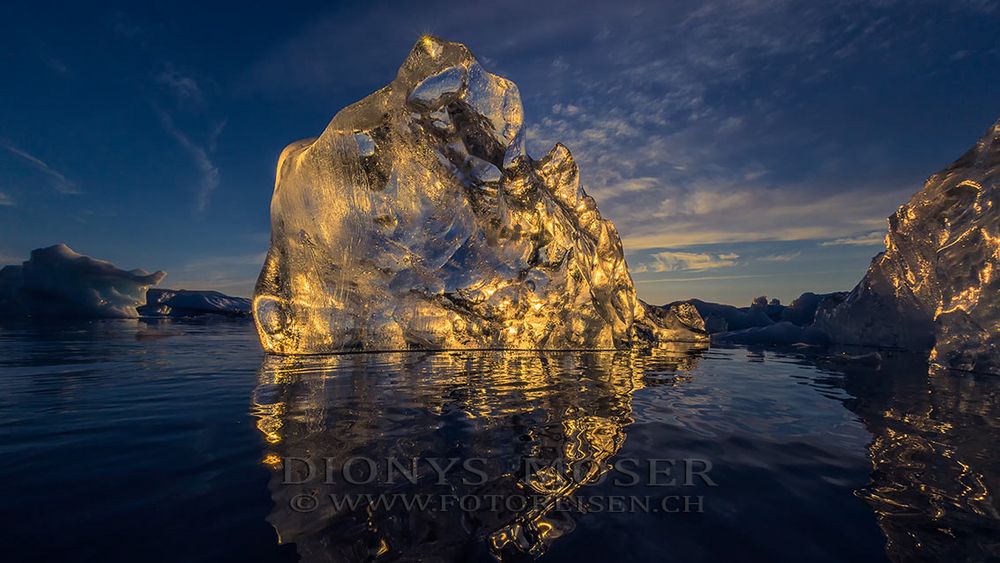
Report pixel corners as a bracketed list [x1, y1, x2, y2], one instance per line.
[396, 36, 475, 87]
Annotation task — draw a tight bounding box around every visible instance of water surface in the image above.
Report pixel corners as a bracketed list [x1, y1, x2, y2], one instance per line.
[1, 319, 997, 562]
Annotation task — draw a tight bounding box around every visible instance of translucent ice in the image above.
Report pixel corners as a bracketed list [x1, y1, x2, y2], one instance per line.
[816, 120, 999, 374]
[253, 36, 707, 354]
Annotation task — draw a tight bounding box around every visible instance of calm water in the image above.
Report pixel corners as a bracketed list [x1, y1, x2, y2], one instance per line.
[1, 319, 998, 562]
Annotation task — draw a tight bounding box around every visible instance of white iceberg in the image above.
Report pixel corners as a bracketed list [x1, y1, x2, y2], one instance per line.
[0, 244, 165, 318]
[138, 288, 251, 317]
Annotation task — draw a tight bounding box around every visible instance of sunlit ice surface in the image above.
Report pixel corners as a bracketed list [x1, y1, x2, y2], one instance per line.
[253, 36, 706, 354]
[2, 319, 998, 561]
[815, 120, 999, 375]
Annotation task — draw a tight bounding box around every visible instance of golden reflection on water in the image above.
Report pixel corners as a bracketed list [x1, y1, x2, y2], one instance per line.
[251, 346, 1000, 562]
[841, 357, 1000, 561]
[251, 345, 704, 561]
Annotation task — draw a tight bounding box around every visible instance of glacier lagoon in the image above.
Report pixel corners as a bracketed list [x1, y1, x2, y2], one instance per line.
[0, 36, 995, 562]
[2, 318, 998, 562]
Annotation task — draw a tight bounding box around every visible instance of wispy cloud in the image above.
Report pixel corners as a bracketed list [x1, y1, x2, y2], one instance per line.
[633, 251, 739, 273]
[40, 53, 68, 75]
[820, 231, 886, 247]
[760, 251, 800, 262]
[163, 251, 267, 296]
[2, 142, 80, 194]
[633, 248, 800, 275]
[111, 10, 142, 39]
[509, 0, 934, 257]
[618, 184, 906, 249]
[156, 66, 203, 103]
[635, 269, 846, 284]
[0, 192, 13, 206]
[179, 252, 267, 271]
[155, 108, 220, 213]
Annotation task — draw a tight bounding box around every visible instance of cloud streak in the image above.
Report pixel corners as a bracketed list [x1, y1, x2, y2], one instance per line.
[618, 184, 906, 249]
[155, 108, 220, 213]
[819, 231, 886, 247]
[162, 251, 267, 296]
[759, 252, 800, 262]
[633, 250, 740, 273]
[156, 66, 203, 103]
[0, 192, 13, 206]
[635, 269, 847, 284]
[2, 143, 80, 194]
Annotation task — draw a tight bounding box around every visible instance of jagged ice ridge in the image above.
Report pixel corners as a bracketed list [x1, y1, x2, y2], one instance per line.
[253, 36, 707, 354]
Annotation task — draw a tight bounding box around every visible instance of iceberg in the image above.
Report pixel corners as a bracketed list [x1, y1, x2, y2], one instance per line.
[681, 298, 775, 333]
[679, 292, 843, 334]
[253, 36, 707, 354]
[138, 288, 251, 318]
[0, 244, 165, 318]
[778, 292, 846, 327]
[816, 120, 999, 374]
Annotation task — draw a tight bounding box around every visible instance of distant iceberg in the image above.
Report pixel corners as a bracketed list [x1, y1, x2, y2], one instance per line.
[0, 245, 252, 320]
[138, 288, 251, 318]
[0, 244, 165, 318]
[678, 292, 844, 334]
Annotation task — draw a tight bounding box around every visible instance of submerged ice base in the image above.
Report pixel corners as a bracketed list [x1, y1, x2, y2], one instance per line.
[253, 37, 707, 354]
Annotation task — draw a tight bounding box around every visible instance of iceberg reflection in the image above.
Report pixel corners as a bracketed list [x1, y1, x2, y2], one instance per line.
[252, 345, 705, 561]
[838, 356, 1000, 561]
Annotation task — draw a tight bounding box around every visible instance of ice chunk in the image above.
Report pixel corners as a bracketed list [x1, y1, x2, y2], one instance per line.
[353, 133, 376, 157]
[462, 63, 523, 147]
[253, 36, 708, 354]
[138, 288, 251, 317]
[0, 244, 165, 318]
[407, 66, 465, 110]
[466, 155, 502, 183]
[816, 120, 1000, 374]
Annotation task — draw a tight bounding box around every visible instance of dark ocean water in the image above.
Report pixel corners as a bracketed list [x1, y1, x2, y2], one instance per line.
[1, 319, 998, 562]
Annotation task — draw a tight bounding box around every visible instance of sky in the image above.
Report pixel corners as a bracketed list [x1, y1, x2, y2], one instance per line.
[0, 0, 997, 306]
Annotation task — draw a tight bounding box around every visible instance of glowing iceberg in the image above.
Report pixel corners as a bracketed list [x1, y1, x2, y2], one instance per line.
[253, 36, 707, 353]
[0, 244, 165, 318]
[816, 120, 999, 374]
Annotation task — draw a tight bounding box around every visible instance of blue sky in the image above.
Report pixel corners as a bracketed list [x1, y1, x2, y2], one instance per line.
[0, 0, 997, 305]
